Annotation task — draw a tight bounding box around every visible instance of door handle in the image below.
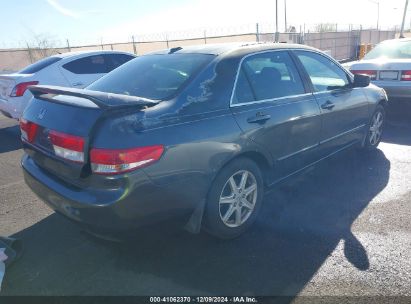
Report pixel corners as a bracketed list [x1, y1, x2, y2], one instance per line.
[247, 112, 271, 124]
[321, 100, 335, 110]
[72, 82, 84, 87]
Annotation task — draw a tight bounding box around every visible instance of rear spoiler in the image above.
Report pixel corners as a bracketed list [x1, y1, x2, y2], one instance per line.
[29, 85, 159, 109]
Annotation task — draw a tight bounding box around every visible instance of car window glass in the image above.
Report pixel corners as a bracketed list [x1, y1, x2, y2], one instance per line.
[19, 57, 62, 74]
[88, 53, 214, 100]
[232, 69, 255, 104]
[295, 51, 349, 92]
[364, 40, 411, 59]
[63, 55, 108, 74]
[105, 54, 135, 72]
[233, 51, 305, 104]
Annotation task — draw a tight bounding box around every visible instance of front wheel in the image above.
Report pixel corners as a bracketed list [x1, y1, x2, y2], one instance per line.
[362, 105, 385, 151]
[203, 157, 264, 239]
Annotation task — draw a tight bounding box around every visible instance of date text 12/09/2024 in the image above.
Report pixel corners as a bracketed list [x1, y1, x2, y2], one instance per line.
[149, 297, 258, 303]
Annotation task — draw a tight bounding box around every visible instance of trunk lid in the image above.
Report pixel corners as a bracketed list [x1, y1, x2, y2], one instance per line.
[350, 59, 411, 81]
[22, 85, 159, 180]
[0, 74, 34, 100]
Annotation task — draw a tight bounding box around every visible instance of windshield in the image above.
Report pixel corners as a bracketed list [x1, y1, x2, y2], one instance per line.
[364, 40, 411, 60]
[88, 53, 214, 100]
[19, 56, 62, 74]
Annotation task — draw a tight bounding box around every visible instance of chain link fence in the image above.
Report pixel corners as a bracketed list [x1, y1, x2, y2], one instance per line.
[0, 24, 396, 73]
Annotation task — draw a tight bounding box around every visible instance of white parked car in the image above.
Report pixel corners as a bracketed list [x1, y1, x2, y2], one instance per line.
[0, 50, 136, 119]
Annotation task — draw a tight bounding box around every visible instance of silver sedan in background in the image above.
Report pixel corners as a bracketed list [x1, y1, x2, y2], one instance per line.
[348, 38, 411, 104]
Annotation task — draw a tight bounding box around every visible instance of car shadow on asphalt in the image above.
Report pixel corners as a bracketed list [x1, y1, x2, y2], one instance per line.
[2, 149, 390, 299]
[0, 126, 21, 154]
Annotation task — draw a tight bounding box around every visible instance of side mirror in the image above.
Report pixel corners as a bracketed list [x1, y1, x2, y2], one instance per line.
[353, 74, 370, 87]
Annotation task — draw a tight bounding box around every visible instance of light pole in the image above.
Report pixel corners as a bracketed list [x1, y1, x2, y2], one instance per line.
[368, 0, 380, 29]
[400, 0, 409, 38]
[275, 0, 279, 42]
[377, 1, 380, 29]
[284, 0, 287, 32]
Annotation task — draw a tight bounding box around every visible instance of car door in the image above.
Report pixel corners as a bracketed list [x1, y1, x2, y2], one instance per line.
[59, 54, 109, 88]
[230, 50, 322, 180]
[293, 50, 370, 155]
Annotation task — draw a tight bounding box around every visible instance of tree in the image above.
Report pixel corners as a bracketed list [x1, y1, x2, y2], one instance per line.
[25, 33, 61, 63]
[314, 23, 337, 32]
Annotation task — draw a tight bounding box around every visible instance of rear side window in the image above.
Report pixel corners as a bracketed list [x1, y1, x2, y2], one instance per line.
[106, 54, 135, 72]
[295, 51, 350, 92]
[19, 57, 62, 74]
[233, 51, 305, 104]
[63, 55, 108, 74]
[232, 70, 255, 104]
[88, 53, 214, 100]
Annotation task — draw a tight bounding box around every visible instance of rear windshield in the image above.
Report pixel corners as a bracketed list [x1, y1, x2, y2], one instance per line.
[87, 53, 214, 100]
[364, 40, 411, 60]
[19, 56, 62, 74]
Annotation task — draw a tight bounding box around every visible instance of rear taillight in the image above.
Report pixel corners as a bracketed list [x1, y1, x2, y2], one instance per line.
[20, 118, 39, 143]
[49, 130, 85, 163]
[351, 70, 377, 80]
[401, 70, 411, 81]
[10, 81, 39, 97]
[90, 145, 164, 175]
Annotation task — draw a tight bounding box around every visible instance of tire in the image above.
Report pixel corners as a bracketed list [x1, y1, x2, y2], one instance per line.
[361, 105, 385, 151]
[203, 157, 264, 239]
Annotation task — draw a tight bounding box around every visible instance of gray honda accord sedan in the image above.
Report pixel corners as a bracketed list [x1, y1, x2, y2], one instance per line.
[21, 43, 388, 239]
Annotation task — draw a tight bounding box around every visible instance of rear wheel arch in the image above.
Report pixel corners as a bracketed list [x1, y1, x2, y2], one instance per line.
[185, 147, 272, 235]
[233, 151, 272, 185]
[211, 150, 272, 188]
[203, 155, 266, 238]
[378, 99, 388, 110]
[205, 150, 270, 217]
[185, 151, 270, 235]
[361, 104, 385, 150]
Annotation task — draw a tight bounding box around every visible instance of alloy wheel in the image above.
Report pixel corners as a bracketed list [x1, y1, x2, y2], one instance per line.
[369, 111, 384, 146]
[218, 170, 258, 228]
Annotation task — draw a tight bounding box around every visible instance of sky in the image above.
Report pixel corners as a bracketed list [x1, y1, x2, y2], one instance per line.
[0, 0, 409, 48]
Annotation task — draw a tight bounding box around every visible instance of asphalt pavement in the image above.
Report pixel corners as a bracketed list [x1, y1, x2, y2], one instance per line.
[0, 109, 410, 301]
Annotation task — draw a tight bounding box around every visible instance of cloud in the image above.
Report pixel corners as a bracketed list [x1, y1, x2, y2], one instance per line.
[99, 0, 271, 42]
[96, 0, 403, 44]
[46, 0, 79, 18]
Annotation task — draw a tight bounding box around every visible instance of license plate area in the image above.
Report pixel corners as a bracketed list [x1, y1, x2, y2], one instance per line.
[379, 71, 399, 80]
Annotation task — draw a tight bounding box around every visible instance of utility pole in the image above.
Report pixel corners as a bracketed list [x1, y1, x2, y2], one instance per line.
[275, 0, 279, 42]
[377, 1, 380, 29]
[66, 39, 71, 52]
[26, 42, 33, 63]
[368, 0, 380, 29]
[132, 35, 137, 55]
[400, 0, 409, 38]
[284, 0, 287, 32]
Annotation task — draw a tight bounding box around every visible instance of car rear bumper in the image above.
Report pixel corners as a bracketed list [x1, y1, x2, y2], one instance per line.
[372, 80, 411, 100]
[22, 155, 196, 232]
[0, 96, 25, 119]
[0, 97, 13, 118]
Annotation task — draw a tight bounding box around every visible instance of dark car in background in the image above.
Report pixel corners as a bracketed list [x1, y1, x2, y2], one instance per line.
[20, 43, 388, 239]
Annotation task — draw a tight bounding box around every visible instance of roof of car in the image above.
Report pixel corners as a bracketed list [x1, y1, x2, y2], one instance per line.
[149, 42, 317, 56]
[51, 50, 135, 59]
